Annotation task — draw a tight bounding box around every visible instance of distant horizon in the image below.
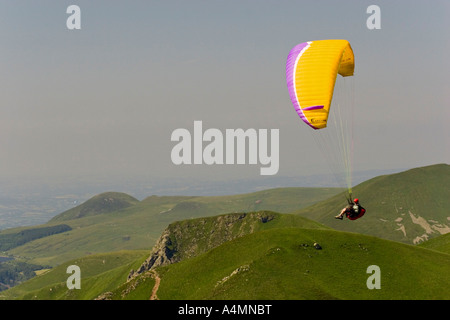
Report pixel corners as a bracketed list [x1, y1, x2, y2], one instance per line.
[0, 161, 433, 183]
[0, 162, 416, 191]
[1, 163, 441, 230]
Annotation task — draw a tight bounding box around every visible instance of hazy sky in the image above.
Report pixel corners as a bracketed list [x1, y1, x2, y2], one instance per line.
[1, 1, 449, 185]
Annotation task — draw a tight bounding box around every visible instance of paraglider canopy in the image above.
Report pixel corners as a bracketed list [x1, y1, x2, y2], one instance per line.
[286, 39, 355, 130]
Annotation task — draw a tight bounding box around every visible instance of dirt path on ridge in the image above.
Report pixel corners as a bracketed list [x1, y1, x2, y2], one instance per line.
[149, 270, 161, 300]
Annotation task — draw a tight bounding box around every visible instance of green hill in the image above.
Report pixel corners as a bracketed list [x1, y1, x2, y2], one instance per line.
[296, 164, 450, 244]
[49, 192, 139, 222]
[129, 211, 328, 277]
[7, 187, 341, 266]
[121, 227, 450, 300]
[162, 228, 449, 299]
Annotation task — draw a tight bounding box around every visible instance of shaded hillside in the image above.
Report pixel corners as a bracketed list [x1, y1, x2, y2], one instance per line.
[50, 192, 139, 222]
[0, 224, 71, 251]
[296, 164, 450, 244]
[0, 250, 148, 300]
[0, 260, 49, 292]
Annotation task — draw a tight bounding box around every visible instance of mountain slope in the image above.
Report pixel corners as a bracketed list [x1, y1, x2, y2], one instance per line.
[122, 227, 450, 300]
[296, 164, 450, 244]
[129, 211, 328, 278]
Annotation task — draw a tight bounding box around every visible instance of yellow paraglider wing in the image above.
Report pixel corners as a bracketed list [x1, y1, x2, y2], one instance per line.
[286, 39, 354, 129]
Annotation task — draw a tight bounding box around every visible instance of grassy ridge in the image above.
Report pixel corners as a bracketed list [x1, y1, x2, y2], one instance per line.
[153, 228, 450, 300]
[134, 212, 329, 273]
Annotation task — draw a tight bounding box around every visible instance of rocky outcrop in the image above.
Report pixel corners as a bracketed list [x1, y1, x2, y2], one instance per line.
[127, 211, 276, 281]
